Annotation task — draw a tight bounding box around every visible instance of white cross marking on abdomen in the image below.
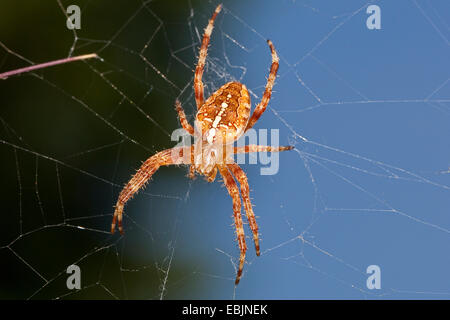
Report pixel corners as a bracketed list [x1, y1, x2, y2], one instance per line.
[212, 102, 228, 128]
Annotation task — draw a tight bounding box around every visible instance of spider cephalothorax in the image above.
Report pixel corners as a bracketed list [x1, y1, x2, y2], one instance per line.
[111, 4, 293, 285]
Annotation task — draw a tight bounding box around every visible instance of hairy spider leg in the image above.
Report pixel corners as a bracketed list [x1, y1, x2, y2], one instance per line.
[194, 4, 222, 108]
[218, 165, 247, 285]
[111, 147, 190, 234]
[228, 162, 260, 256]
[175, 99, 197, 178]
[206, 166, 218, 182]
[175, 99, 195, 135]
[188, 164, 196, 180]
[245, 40, 279, 132]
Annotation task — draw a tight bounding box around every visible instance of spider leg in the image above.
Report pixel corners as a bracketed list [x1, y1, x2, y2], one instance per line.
[194, 4, 222, 108]
[188, 145, 196, 179]
[245, 40, 279, 132]
[111, 147, 190, 234]
[218, 165, 247, 285]
[205, 166, 217, 182]
[230, 145, 294, 252]
[175, 100, 194, 135]
[234, 144, 293, 154]
[227, 162, 260, 256]
[187, 165, 196, 180]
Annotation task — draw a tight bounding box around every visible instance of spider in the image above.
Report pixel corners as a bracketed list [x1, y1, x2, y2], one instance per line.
[111, 4, 293, 285]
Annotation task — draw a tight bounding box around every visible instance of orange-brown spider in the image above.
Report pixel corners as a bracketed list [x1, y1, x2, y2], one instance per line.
[111, 4, 293, 284]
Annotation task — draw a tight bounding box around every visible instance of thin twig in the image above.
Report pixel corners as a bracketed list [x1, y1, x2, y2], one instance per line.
[0, 53, 98, 79]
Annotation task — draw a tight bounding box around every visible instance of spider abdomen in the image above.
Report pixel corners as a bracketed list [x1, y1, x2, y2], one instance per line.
[195, 81, 251, 144]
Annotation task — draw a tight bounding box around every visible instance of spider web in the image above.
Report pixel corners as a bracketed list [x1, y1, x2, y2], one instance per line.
[0, 0, 449, 299]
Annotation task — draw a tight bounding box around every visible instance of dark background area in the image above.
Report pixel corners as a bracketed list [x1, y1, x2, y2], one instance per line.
[0, 0, 214, 299]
